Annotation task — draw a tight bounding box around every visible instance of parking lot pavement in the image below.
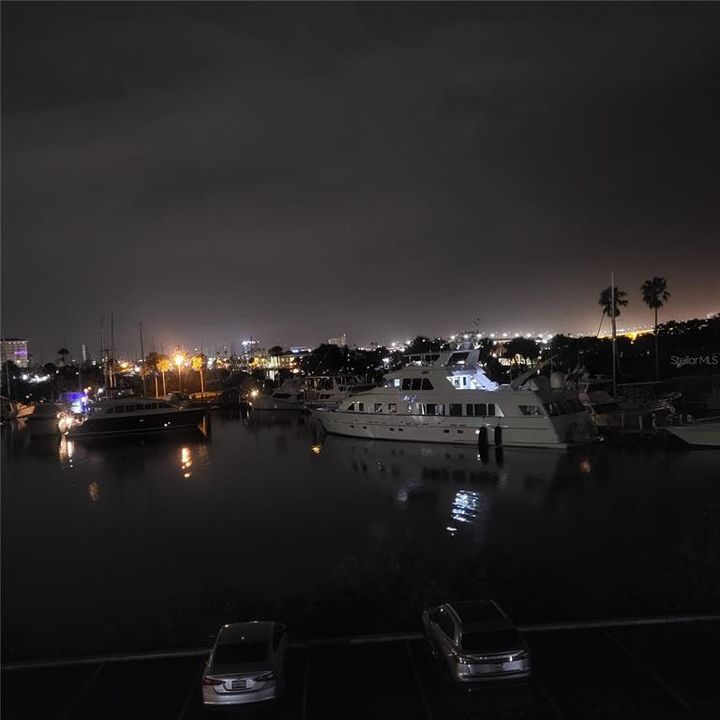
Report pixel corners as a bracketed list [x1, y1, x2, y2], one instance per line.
[607, 622, 720, 718]
[3, 621, 720, 720]
[68, 657, 203, 720]
[1, 664, 99, 720]
[525, 629, 689, 719]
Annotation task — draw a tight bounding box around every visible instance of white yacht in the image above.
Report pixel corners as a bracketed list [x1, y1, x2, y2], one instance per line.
[250, 380, 304, 410]
[302, 375, 373, 409]
[311, 350, 598, 449]
[664, 418, 720, 447]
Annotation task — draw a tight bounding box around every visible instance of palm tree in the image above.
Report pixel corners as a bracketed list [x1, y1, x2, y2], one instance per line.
[597, 286, 628, 337]
[156, 355, 172, 397]
[145, 352, 161, 397]
[191, 354, 207, 397]
[641, 276, 671, 378]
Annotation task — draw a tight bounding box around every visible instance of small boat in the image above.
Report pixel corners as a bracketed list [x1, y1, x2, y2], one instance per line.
[250, 381, 304, 410]
[664, 418, 720, 448]
[68, 397, 206, 438]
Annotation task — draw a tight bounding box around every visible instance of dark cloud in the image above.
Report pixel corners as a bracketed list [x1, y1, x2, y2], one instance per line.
[3, 2, 719, 361]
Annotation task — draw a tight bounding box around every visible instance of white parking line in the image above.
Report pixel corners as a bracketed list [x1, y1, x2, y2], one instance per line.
[405, 642, 434, 720]
[301, 652, 310, 720]
[177, 660, 202, 720]
[532, 676, 564, 718]
[603, 630, 690, 709]
[59, 663, 104, 720]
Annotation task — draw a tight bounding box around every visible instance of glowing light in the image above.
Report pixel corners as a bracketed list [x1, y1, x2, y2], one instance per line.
[250, 389, 259, 398]
[88, 482, 99, 503]
[174, 353, 185, 367]
[311, 444, 322, 455]
[579, 459, 591, 473]
[180, 447, 192, 475]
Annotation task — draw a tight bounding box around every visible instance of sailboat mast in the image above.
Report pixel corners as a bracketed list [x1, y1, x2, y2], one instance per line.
[611, 271, 617, 399]
[139, 322, 147, 397]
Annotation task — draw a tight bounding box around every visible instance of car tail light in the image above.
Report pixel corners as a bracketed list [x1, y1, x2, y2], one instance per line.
[253, 671, 275, 682]
[202, 677, 223, 686]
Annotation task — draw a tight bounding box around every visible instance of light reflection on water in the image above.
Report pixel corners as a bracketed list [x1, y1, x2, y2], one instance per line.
[2, 411, 720, 661]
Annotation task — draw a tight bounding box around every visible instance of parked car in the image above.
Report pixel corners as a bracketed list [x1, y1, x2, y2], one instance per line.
[422, 600, 531, 682]
[202, 621, 288, 705]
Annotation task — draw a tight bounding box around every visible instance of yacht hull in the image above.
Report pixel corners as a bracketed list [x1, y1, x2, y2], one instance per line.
[311, 410, 596, 449]
[69, 408, 206, 438]
[665, 422, 720, 447]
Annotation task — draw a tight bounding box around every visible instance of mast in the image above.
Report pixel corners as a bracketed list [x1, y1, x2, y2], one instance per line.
[139, 322, 147, 397]
[611, 271, 617, 399]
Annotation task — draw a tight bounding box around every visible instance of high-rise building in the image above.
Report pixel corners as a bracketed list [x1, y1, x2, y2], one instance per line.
[1, 338, 29, 368]
[327, 333, 347, 347]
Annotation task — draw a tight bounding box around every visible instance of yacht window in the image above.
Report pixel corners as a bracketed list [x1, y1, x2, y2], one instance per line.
[374, 403, 383, 412]
[358, 402, 364, 412]
[347, 402, 355, 411]
[158, 402, 172, 409]
[274, 393, 291, 399]
[449, 403, 462, 416]
[487, 403, 496, 416]
[421, 378, 434, 390]
[147, 402, 157, 410]
[425, 403, 437, 415]
[519, 404, 544, 416]
[105, 407, 115, 414]
[462, 376, 468, 387]
[388, 403, 397, 413]
[411, 379, 422, 391]
[474, 403, 487, 416]
[466, 404, 474, 416]
[407, 404, 414, 414]
[402, 379, 412, 390]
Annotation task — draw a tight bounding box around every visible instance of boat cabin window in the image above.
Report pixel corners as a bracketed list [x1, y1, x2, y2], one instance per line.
[402, 379, 411, 390]
[411, 379, 422, 391]
[274, 393, 291, 399]
[388, 403, 397, 413]
[449, 403, 462, 416]
[447, 352, 470, 366]
[358, 402, 364, 412]
[425, 403, 437, 415]
[374, 403, 383, 412]
[421, 379, 434, 390]
[347, 402, 355, 411]
[467, 403, 496, 417]
[519, 404, 544, 416]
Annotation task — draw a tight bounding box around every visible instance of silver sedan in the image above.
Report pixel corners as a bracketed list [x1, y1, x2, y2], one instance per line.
[202, 621, 288, 705]
[422, 600, 531, 682]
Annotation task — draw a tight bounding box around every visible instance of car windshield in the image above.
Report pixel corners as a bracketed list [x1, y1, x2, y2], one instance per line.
[214, 641, 268, 665]
[461, 629, 523, 654]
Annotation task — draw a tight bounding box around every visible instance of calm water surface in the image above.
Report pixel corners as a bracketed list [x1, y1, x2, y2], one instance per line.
[2, 410, 719, 661]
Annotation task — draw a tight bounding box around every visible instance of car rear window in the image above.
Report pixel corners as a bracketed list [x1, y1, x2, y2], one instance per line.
[214, 641, 268, 664]
[461, 629, 523, 653]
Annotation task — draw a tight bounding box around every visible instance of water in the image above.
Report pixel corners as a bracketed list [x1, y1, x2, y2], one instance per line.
[2, 410, 719, 662]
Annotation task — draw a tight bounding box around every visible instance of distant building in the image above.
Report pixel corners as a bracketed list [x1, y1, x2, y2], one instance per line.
[328, 333, 347, 347]
[1, 338, 29, 368]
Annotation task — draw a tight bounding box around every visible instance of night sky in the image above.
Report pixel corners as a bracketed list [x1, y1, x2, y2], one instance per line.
[3, 2, 719, 362]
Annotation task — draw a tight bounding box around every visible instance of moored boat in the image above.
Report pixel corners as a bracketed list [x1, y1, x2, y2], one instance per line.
[68, 397, 206, 438]
[311, 350, 598, 449]
[251, 381, 304, 410]
[663, 418, 720, 447]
